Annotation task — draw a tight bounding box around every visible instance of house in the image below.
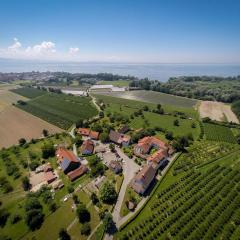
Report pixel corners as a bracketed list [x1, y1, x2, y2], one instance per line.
[118, 125, 130, 134]
[134, 136, 168, 158]
[109, 161, 122, 174]
[147, 149, 168, 170]
[109, 130, 131, 146]
[131, 164, 156, 195]
[81, 140, 94, 155]
[78, 128, 100, 140]
[56, 147, 80, 174]
[44, 171, 57, 184]
[67, 165, 88, 181]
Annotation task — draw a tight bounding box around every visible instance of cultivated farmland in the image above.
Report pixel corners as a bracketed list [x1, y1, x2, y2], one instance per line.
[11, 87, 47, 99]
[118, 165, 240, 240]
[17, 93, 98, 129]
[0, 106, 62, 148]
[96, 90, 198, 108]
[204, 123, 237, 143]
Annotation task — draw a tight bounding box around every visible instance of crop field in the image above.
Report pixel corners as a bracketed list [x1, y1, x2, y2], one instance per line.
[0, 106, 62, 148]
[204, 123, 237, 143]
[11, 87, 47, 99]
[173, 141, 240, 174]
[97, 90, 198, 108]
[118, 165, 240, 240]
[0, 89, 27, 112]
[17, 93, 98, 129]
[95, 94, 200, 139]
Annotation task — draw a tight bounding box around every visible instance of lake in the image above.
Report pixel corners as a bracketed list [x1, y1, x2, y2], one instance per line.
[0, 59, 240, 82]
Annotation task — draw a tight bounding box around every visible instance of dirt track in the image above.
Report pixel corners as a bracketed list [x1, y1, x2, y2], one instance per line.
[0, 106, 62, 148]
[199, 101, 239, 124]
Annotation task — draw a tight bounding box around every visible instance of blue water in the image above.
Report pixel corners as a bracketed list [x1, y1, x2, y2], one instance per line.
[0, 59, 240, 82]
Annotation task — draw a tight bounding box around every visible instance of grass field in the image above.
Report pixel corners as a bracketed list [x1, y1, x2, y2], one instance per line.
[17, 93, 98, 129]
[97, 80, 130, 87]
[11, 87, 47, 99]
[204, 123, 237, 143]
[117, 143, 240, 240]
[97, 90, 198, 109]
[95, 94, 200, 139]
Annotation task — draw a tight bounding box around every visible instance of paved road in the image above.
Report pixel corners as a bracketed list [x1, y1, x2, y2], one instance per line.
[112, 147, 140, 224]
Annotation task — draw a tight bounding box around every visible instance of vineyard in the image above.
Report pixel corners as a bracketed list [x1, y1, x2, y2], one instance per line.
[119, 165, 240, 240]
[17, 93, 98, 129]
[204, 123, 237, 143]
[11, 87, 47, 99]
[173, 141, 240, 174]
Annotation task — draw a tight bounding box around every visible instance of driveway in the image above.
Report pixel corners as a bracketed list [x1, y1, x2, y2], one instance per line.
[112, 147, 140, 224]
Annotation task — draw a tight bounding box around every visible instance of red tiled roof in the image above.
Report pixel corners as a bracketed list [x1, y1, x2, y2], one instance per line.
[78, 128, 90, 136]
[67, 165, 88, 181]
[80, 140, 94, 153]
[56, 147, 79, 163]
[89, 131, 99, 140]
[44, 171, 57, 183]
[147, 149, 167, 163]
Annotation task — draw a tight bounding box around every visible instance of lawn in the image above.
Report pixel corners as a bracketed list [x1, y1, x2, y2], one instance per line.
[11, 87, 47, 99]
[96, 90, 198, 109]
[17, 93, 98, 129]
[95, 94, 200, 139]
[204, 123, 237, 143]
[97, 80, 130, 87]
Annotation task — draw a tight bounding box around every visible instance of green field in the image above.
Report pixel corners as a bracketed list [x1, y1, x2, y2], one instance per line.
[96, 90, 198, 109]
[204, 123, 237, 143]
[95, 94, 200, 139]
[17, 93, 98, 129]
[97, 80, 130, 87]
[173, 141, 240, 174]
[11, 87, 47, 99]
[117, 144, 240, 240]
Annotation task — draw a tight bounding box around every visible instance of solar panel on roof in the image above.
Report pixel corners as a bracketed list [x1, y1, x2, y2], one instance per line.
[60, 158, 70, 171]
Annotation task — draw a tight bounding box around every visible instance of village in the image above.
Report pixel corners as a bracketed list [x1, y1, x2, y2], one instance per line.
[28, 121, 176, 231]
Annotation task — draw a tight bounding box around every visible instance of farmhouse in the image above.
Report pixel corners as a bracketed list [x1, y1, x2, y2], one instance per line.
[147, 149, 169, 170]
[131, 164, 156, 195]
[67, 165, 88, 181]
[78, 128, 100, 140]
[109, 130, 131, 146]
[81, 139, 94, 155]
[134, 136, 168, 158]
[56, 147, 80, 174]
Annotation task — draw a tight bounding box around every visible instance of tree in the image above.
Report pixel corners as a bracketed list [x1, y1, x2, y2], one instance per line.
[41, 143, 55, 159]
[81, 223, 91, 236]
[157, 104, 162, 110]
[74, 135, 83, 147]
[109, 143, 115, 152]
[173, 119, 179, 126]
[100, 132, 109, 143]
[100, 181, 117, 204]
[18, 138, 26, 146]
[99, 111, 104, 118]
[59, 228, 71, 240]
[76, 119, 83, 128]
[77, 204, 90, 223]
[191, 122, 196, 128]
[165, 131, 174, 140]
[25, 209, 44, 230]
[0, 208, 10, 227]
[42, 129, 49, 137]
[143, 105, 149, 111]
[22, 176, 30, 191]
[90, 192, 99, 205]
[103, 212, 115, 233]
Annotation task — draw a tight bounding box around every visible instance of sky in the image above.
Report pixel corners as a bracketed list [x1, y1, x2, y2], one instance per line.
[0, 0, 240, 63]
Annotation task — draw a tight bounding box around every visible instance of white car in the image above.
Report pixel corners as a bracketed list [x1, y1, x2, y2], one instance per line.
[63, 197, 68, 202]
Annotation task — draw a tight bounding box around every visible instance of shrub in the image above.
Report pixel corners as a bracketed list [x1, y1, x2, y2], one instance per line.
[81, 222, 91, 236]
[77, 203, 90, 223]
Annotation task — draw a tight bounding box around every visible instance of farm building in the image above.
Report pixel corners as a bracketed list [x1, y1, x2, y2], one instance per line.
[81, 139, 94, 155]
[90, 85, 126, 92]
[44, 171, 57, 184]
[56, 147, 80, 174]
[131, 164, 156, 195]
[67, 165, 88, 181]
[78, 128, 100, 140]
[147, 149, 168, 170]
[134, 136, 168, 158]
[109, 130, 131, 146]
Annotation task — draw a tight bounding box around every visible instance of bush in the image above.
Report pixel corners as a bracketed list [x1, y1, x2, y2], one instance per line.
[25, 209, 44, 230]
[59, 228, 71, 240]
[81, 222, 91, 236]
[41, 143, 55, 159]
[22, 176, 30, 191]
[103, 212, 115, 233]
[18, 138, 26, 146]
[0, 208, 10, 227]
[10, 214, 22, 224]
[100, 181, 117, 204]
